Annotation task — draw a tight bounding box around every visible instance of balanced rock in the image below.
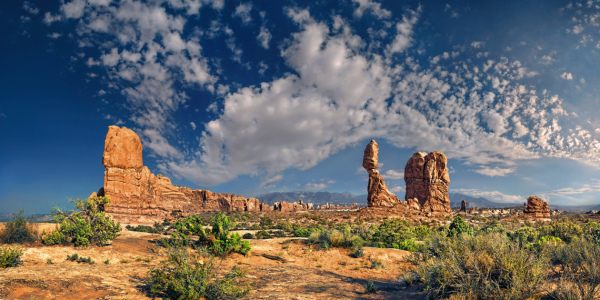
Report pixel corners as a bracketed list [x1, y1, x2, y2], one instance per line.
[404, 151, 451, 216]
[101, 126, 268, 225]
[363, 140, 401, 207]
[524, 196, 551, 219]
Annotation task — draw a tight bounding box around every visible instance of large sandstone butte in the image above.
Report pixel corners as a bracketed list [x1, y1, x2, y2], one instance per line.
[524, 196, 551, 219]
[100, 126, 269, 225]
[404, 151, 451, 216]
[362, 140, 401, 207]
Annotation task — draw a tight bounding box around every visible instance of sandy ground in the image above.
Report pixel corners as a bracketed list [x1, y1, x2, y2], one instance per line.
[0, 224, 425, 300]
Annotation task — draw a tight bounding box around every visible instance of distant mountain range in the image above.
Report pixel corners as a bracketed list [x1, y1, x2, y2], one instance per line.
[449, 193, 521, 208]
[256, 191, 367, 207]
[0, 213, 54, 223]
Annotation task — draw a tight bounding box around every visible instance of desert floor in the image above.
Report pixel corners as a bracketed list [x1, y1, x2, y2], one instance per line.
[0, 224, 425, 300]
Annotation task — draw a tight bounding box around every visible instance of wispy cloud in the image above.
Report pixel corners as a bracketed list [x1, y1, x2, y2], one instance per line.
[259, 174, 283, 189]
[453, 189, 524, 203]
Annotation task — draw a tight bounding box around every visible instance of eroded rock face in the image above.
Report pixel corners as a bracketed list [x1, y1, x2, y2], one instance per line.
[404, 151, 451, 216]
[274, 200, 309, 212]
[363, 140, 401, 207]
[524, 196, 551, 219]
[460, 200, 467, 212]
[101, 126, 268, 225]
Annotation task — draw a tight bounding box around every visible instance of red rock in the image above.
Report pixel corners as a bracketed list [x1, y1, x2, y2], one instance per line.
[524, 196, 551, 219]
[363, 140, 401, 207]
[100, 126, 270, 225]
[460, 200, 467, 212]
[404, 151, 451, 216]
[406, 198, 421, 210]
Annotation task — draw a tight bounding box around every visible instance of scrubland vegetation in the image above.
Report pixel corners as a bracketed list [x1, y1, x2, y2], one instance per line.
[3, 204, 600, 299]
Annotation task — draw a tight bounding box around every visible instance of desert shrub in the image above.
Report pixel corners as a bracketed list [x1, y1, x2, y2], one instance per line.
[308, 229, 365, 251]
[293, 226, 321, 238]
[242, 233, 253, 239]
[271, 230, 286, 238]
[546, 238, 600, 300]
[364, 280, 377, 293]
[173, 213, 250, 256]
[42, 196, 121, 247]
[0, 247, 23, 268]
[412, 225, 432, 240]
[351, 247, 364, 258]
[480, 220, 506, 234]
[275, 221, 295, 233]
[1, 209, 38, 244]
[148, 241, 250, 300]
[66, 254, 94, 264]
[509, 226, 540, 244]
[250, 224, 261, 230]
[448, 216, 472, 237]
[255, 230, 271, 239]
[353, 223, 376, 240]
[259, 216, 273, 229]
[394, 239, 422, 252]
[539, 219, 583, 244]
[373, 218, 415, 246]
[412, 233, 547, 299]
[126, 224, 160, 234]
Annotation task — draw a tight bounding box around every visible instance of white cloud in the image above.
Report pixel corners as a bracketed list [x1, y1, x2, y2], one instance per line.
[259, 174, 283, 189]
[305, 182, 329, 190]
[389, 186, 404, 193]
[471, 41, 485, 48]
[386, 9, 419, 55]
[257, 26, 271, 49]
[47, 32, 63, 39]
[452, 188, 523, 203]
[351, 0, 391, 19]
[382, 169, 404, 180]
[233, 3, 252, 24]
[474, 166, 515, 177]
[190, 122, 196, 130]
[22, 1, 39, 15]
[561, 72, 573, 80]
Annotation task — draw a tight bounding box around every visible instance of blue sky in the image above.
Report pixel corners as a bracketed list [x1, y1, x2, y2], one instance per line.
[1, 0, 600, 214]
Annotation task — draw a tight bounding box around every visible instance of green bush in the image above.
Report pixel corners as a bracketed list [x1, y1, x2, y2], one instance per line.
[255, 230, 271, 239]
[242, 233, 253, 239]
[480, 220, 506, 234]
[42, 196, 121, 247]
[448, 216, 472, 237]
[308, 229, 365, 251]
[413, 233, 547, 299]
[148, 241, 250, 300]
[66, 253, 94, 264]
[271, 230, 286, 238]
[539, 219, 583, 243]
[509, 226, 540, 244]
[364, 280, 377, 293]
[259, 216, 273, 229]
[293, 226, 323, 238]
[0, 247, 23, 268]
[1, 209, 38, 244]
[126, 224, 161, 234]
[173, 213, 250, 256]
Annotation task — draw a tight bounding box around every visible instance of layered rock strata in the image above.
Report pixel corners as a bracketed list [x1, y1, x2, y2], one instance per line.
[523, 196, 551, 219]
[404, 151, 451, 216]
[101, 126, 277, 225]
[363, 140, 401, 207]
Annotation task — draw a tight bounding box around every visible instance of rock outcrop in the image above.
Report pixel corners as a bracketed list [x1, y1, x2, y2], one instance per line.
[404, 151, 451, 216]
[460, 200, 467, 212]
[101, 126, 274, 225]
[523, 196, 551, 219]
[363, 140, 401, 207]
[274, 200, 310, 212]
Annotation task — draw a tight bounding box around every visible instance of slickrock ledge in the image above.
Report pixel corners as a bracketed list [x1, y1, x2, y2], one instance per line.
[99, 126, 275, 225]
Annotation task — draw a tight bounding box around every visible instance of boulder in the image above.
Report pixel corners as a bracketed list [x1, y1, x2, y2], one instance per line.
[523, 196, 551, 219]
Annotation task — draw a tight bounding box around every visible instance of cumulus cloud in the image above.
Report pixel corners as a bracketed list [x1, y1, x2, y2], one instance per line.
[389, 186, 404, 193]
[22, 1, 39, 15]
[452, 188, 523, 203]
[561, 72, 573, 80]
[387, 8, 420, 55]
[474, 166, 515, 177]
[56, 1, 600, 189]
[257, 25, 271, 49]
[305, 182, 329, 190]
[259, 174, 283, 189]
[382, 170, 404, 180]
[351, 0, 391, 19]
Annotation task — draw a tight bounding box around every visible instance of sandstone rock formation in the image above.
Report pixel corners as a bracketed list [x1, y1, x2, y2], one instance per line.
[100, 126, 275, 225]
[274, 200, 310, 212]
[404, 151, 451, 216]
[363, 140, 401, 207]
[460, 200, 467, 212]
[523, 196, 551, 219]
